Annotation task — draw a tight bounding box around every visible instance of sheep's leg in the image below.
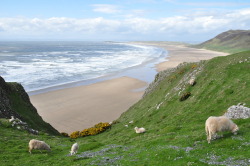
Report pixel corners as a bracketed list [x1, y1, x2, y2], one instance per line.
[206, 126, 210, 143]
[208, 131, 213, 144]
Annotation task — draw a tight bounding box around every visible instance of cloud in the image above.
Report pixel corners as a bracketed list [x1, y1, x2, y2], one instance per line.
[0, 8, 249, 41]
[92, 4, 121, 14]
[163, 0, 250, 7]
[184, 2, 250, 7]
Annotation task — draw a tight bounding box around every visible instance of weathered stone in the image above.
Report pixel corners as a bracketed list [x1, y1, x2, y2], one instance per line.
[224, 103, 250, 119]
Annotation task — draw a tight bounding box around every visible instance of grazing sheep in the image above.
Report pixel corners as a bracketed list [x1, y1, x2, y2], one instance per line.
[70, 143, 79, 155]
[134, 127, 146, 134]
[28, 139, 51, 154]
[205, 116, 239, 143]
[189, 78, 196, 86]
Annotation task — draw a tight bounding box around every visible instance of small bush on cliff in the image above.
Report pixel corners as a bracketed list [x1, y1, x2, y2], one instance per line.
[61, 132, 69, 137]
[70, 131, 80, 139]
[179, 92, 191, 101]
[70, 122, 111, 139]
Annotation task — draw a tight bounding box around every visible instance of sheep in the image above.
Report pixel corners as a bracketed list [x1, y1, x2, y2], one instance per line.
[28, 139, 51, 154]
[70, 143, 79, 155]
[189, 78, 196, 86]
[205, 116, 239, 144]
[134, 127, 146, 134]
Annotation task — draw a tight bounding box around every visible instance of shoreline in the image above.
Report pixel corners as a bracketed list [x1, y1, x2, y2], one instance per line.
[28, 43, 167, 96]
[131, 42, 228, 71]
[30, 42, 228, 133]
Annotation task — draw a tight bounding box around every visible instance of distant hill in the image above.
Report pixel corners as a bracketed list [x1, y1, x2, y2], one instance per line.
[195, 30, 250, 53]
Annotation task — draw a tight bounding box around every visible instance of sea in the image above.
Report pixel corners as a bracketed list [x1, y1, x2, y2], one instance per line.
[0, 41, 168, 94]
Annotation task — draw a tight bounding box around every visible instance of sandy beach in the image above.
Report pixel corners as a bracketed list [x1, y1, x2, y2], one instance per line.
[132, 42, 228, 71]
[30, 42, 228, 133]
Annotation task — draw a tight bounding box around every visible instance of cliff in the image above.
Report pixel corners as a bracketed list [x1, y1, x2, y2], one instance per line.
[0, 76, 59, 135]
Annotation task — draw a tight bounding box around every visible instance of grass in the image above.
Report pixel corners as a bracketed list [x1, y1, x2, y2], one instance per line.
[0, 51, 250, 165]
[194, 44, 249, 54]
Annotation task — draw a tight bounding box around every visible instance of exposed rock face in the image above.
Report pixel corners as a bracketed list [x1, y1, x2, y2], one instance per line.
[143, 61, 204, 98]
[0, 76, 22, 119]
[224, 103, 250, 119]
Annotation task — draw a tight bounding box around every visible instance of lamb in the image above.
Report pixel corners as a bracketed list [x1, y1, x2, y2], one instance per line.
[134, 127, 146, 134]
[189, 78, 196, 86]
[70, 143, 79, 155]
[28, 139, 51, 154]
[205, 116, 239, 143]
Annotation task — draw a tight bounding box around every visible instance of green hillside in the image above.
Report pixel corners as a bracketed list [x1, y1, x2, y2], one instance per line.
[0, 50, 250, 165]
[195, 30, 250, 53]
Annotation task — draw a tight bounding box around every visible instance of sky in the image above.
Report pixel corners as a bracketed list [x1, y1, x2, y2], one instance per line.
[0, 0, 250, 42]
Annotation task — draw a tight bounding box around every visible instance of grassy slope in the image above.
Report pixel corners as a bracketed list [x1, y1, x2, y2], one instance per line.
[6, 83, 59, 135]
[0, 51, 250, 165]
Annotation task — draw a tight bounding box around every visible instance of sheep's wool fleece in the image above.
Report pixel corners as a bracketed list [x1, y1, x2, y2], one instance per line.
[206, 116, 235, 132]
[29, 139, 50, 150]
[71, 143, 79, 152]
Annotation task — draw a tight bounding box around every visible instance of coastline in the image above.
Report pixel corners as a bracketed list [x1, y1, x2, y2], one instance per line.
[30, 42, 228, 133]
[131, 42, 228, 71]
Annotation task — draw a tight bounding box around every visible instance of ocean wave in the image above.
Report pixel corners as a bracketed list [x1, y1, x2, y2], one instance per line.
[0, 42, 167, 92]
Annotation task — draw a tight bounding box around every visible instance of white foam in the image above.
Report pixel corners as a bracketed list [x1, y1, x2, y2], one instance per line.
[1, 42, 167, 92]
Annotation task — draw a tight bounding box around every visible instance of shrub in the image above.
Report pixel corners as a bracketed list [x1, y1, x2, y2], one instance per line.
[191, 64, 198, 69]
[71, 122, 111, 139]
[61, 132, 69, 137]
[70, 131, 80, 139]
[179, 92, 191, 101]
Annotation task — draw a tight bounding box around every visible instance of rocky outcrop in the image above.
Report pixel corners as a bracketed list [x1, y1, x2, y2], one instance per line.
[0, 76, 59, 135]
[0, 76, 22, 119]
[224, 103, 250, 119]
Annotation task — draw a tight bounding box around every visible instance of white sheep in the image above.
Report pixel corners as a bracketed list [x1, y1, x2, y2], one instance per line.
[134, 127, 146, 134]
[9, 116, 15, 123]
[189, 78, 196, 86]
[205, 116, 239, 144]
[70, 143, 79, 155]
[28, 139, 51, 154]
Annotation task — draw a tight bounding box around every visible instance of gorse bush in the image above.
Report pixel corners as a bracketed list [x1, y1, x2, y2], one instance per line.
[191, 64, 198, 69]
[70, 122, 111, 139]
[70, 131, 80, 139]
